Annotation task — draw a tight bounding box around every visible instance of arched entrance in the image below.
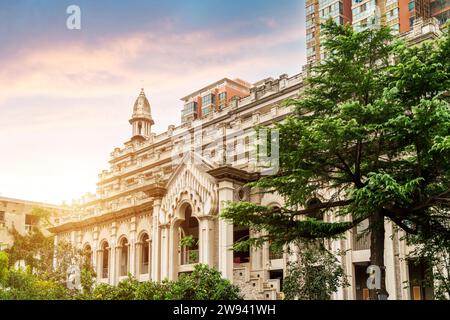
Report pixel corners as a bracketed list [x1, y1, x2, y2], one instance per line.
[138, 232, 151, 275]
[170, 203, 199, 278]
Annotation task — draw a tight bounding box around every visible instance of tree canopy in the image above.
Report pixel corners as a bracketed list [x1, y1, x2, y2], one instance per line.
[222, 20, 450, 299]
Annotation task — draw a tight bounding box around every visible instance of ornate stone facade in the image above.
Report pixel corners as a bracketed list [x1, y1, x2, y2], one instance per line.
[50, 71, 431, 300]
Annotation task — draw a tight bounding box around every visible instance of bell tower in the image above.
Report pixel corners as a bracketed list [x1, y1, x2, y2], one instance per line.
[130, 88, 154, 140]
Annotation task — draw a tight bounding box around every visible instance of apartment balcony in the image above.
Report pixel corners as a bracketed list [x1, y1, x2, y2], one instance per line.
[269, 247, 283, 260]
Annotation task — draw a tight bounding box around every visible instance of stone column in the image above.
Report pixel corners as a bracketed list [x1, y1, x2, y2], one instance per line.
[384, 219, 398, 300]
[92, 227, 99, 274]
[168, 223, 179, 281]
[110, 222, 117, 285]
[96, 248, 103, 282]
[398, 230, 410, 300]
[344, 230, 355, 300]
[199, 216, 214, 266]
[160, 223, 170, 280]
[218, 180, 235, 282]
[129, 217, 137, 277]
[252, 231, 264, 271]
[135, 241, 143, 277]
[151, 199, 162, 281]
[115, 246, 122, 282]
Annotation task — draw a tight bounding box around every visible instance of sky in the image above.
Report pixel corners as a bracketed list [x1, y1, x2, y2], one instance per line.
[0, 0, 306, 205]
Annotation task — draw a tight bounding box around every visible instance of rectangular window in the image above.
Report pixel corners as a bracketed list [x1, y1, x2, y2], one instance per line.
[202, 106, 211, 116]
[25, 214, 38, 233]
[182, 101, 197, 116]
[361, 18, 368, 28]
[25, 214, 39, 226]
[360, 3, 367, 13]
[201, 93, 215, 107]
[218, 92, 227, 102]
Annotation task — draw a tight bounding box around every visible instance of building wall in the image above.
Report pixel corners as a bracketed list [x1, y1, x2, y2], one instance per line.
[0, 197, 68, 250]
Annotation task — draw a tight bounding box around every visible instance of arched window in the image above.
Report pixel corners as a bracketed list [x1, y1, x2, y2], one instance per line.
[179, 205, 199, 265]
[101, 241, 109, 279]
[119, 237, 129, 277]
[140, 233, 150, 275]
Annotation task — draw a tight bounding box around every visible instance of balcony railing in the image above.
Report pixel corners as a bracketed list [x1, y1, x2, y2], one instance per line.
[140, 262, 149, 275]
[269, 249, 283, 260]
[102, 268, 109, 279]
[180, 249, 199, 265]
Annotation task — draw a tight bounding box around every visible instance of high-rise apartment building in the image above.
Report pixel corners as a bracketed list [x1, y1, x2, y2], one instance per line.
[430, 0, 450, 24]
[306, 0, 353, 64]
[180, 78, 251, 123]
[307, 0, 448, 64]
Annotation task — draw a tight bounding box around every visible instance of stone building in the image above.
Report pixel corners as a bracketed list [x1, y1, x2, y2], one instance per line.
[48, 67, 434, 300]
[47, 16, 445, 300]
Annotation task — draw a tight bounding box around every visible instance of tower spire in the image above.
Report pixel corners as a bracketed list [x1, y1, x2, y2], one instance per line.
[129, 88, 154, 140]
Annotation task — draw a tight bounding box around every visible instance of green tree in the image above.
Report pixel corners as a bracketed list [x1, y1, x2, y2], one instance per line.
[283, 243, 348, 300]
[222, 20, 450, 300]
[407, 226, 450, 299]
[169, 264, 242, 300]
[6, 227, 54, 275]
[0, 251, 9, 285]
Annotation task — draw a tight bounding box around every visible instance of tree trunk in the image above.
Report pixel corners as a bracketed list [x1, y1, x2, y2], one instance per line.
[369, 209, 389, 300]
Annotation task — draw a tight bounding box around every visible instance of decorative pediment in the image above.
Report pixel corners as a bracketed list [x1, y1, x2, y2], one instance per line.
[161, 151, 219, 223]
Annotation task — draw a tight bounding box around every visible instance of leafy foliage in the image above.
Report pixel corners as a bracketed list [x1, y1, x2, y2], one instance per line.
[283, 244, 349, 300]
[221, 20, 450, 299]
[0, 251, 8, 285]
[407, 217, 450, 300]
[0, 256, 241, 300]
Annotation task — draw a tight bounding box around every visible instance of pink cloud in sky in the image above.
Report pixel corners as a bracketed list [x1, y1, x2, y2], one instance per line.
[0, 19, 305, 204]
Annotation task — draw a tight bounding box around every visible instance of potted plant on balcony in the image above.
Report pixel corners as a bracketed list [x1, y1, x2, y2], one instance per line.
[179, 235, 199, 264]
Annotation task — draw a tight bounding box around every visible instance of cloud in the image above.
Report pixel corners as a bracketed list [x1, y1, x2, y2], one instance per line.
[0, 14, 306, 203]
[0, 20, 305, 97]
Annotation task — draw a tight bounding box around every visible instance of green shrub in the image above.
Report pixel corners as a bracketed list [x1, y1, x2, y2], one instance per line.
[0, 251, 9, 285]
[0, 263, 241, 300]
